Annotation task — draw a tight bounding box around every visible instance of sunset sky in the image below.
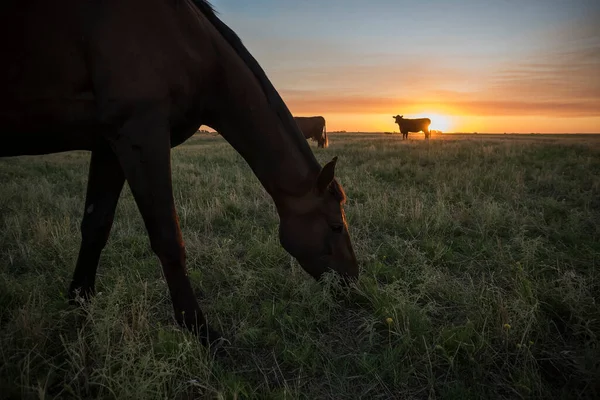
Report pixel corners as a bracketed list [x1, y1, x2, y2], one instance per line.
[211, 0, 600, 133]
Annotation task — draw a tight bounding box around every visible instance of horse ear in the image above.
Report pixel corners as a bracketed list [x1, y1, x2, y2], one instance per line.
[316, 156, 338, 193]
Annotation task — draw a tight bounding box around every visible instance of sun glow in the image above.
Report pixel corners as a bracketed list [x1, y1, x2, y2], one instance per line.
[411, 113, 453, 133]
[323, 112, 458, 133]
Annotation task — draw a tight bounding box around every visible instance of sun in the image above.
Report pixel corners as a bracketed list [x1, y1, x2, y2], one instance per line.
[411, 112, 453, 132]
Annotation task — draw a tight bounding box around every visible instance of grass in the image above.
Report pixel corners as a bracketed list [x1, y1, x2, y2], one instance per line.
[1, 133, 599, 399]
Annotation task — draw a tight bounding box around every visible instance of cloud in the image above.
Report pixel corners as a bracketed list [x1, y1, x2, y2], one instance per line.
[448, 100, 599, 117]
[231, 8, 600, 122]
[281, 90, 599, 118]
[270, 59, 486, 100]
[282, 92, 400, 114]
[487, 47, 600, 102]
[276, 33, 600, 118]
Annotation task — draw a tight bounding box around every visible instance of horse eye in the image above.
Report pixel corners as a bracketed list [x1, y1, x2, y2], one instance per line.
[331, 224, 344, 233]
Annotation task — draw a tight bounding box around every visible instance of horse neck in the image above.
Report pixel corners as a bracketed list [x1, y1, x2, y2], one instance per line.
[205, 61, 321, 207]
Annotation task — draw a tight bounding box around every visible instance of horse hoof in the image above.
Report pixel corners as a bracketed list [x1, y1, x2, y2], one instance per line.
[209, 336, 230, 358]
[67, 285, 95, 305]
[200, 325, 229, 357]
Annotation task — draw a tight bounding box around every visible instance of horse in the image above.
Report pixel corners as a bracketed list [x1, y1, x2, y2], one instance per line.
[393, 115, 432, 140]
[294, 116, 328, 148]
[0, 0, 359, 348]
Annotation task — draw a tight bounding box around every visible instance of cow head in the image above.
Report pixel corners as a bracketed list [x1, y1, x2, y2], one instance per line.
[318, 131, 329, 148]
[278, 157, 358, 282]
[393, 115, 404, 124]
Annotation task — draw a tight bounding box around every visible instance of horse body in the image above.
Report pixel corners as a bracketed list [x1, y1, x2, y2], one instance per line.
[1, 0, 358, 346]
[393, 115, 431, 140]
[1, 0, 209, 155]
[294, 116, 328, 148]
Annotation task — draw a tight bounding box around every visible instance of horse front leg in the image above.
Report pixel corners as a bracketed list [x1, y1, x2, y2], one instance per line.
[69, 145, 125, 302]
[107, 106, 222, 348]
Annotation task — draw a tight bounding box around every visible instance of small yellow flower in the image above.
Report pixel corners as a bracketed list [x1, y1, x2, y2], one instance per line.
[503, 323, 511, 330]
[386, 317, 393, 325]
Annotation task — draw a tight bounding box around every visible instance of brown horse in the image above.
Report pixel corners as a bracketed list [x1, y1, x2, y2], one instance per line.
[1, 0, 358, 347]
[294, 116, 328, 148]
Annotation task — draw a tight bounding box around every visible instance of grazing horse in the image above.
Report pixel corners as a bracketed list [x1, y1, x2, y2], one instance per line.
[0, 0, 358, 347]
[294, 116, 328, 148]
[393, 115, 431, 140]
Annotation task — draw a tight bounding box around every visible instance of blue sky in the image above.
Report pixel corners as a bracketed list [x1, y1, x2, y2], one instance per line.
[210, 0, 600, 132]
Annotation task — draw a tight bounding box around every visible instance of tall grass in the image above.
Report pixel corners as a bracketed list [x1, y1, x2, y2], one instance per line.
[1, 134, 599, 399]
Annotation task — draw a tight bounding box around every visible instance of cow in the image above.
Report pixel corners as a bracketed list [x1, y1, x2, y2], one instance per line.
[393, 115, 431, 140]
[294, 116, 328, 148]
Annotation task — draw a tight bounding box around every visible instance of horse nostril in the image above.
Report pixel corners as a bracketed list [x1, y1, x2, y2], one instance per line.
[331, 224, 343, 233]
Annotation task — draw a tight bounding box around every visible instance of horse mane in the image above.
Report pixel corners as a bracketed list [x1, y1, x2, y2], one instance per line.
[191, 0, 318, 165]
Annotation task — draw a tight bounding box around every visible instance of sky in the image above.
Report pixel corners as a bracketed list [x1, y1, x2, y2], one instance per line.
[210, 0, 600, 133]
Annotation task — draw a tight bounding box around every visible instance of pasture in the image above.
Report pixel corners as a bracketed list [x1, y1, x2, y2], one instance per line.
[1, 133, 599, 399]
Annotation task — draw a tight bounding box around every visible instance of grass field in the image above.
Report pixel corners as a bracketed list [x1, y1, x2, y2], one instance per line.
[1, 133, 599, 399]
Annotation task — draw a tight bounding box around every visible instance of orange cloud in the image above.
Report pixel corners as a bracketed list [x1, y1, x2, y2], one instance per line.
[283, 91, 599, 118]
[279, 40, 600, 122]
[237, 9, 600, 132]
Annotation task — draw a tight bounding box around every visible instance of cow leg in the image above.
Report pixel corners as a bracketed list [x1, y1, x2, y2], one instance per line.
[69, 146, 125, 301]
[107, 106, 222, 347]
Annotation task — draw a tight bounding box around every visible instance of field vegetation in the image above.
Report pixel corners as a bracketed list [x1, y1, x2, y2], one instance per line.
[1, 133, 599, 399]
